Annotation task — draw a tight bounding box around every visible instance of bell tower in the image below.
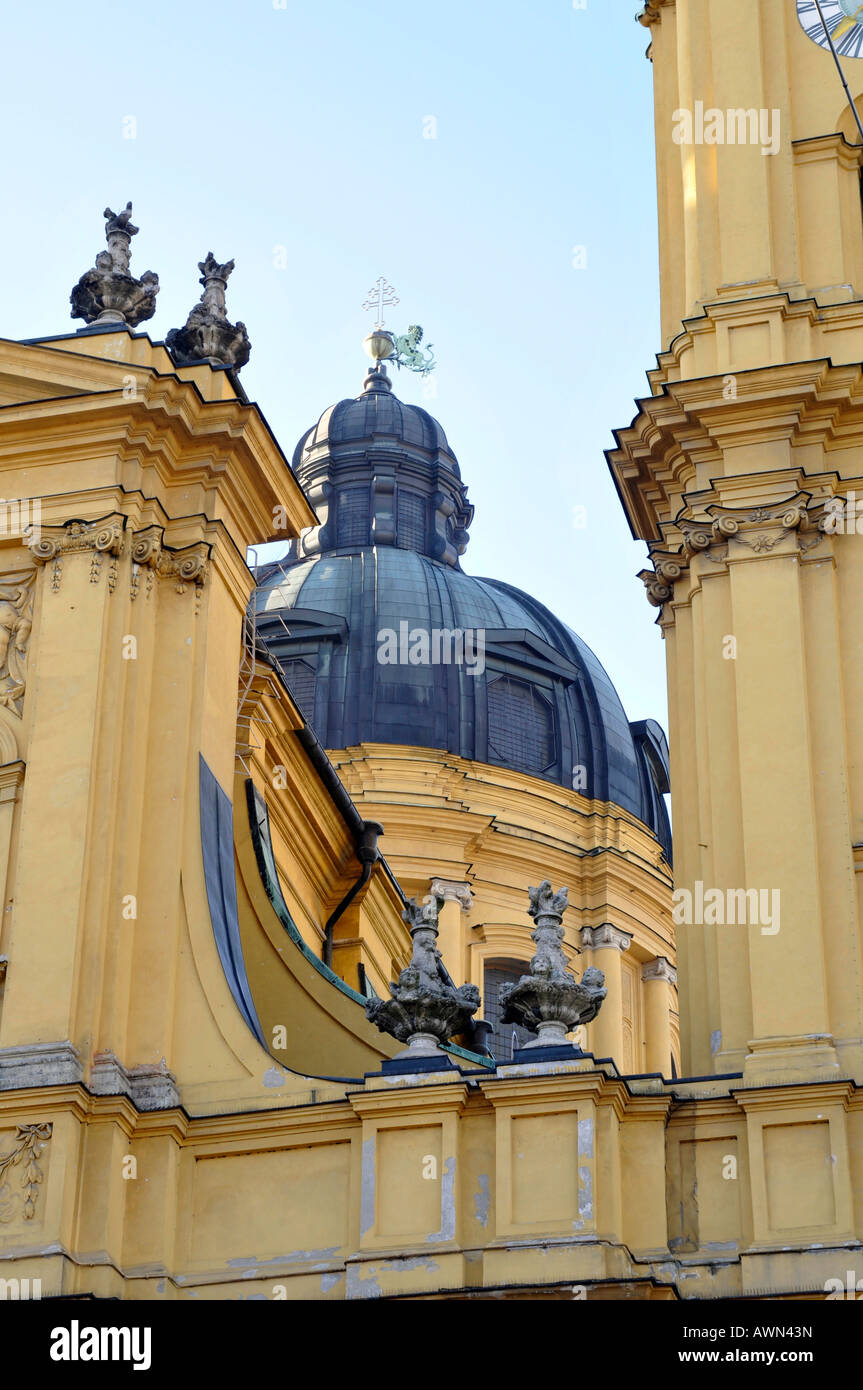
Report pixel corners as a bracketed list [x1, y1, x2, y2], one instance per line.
[610, 0, 863, 1084]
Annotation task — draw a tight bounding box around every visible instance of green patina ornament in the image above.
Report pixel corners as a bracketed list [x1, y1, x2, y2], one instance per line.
[390, 324, 436, 377]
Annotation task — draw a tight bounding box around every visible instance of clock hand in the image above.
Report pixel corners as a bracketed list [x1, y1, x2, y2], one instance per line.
[834, 4, 863, 40]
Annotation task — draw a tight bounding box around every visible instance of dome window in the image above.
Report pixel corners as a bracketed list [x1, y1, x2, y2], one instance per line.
[279, 658, 317, 724]
[337, 487, 370, 547]
[396, 490, 427, 551]
[487, 675, 556, 775]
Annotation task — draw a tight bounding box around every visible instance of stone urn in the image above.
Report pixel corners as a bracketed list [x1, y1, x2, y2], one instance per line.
[365, 895, 480, 1058]
[500, 882, 606, 1050]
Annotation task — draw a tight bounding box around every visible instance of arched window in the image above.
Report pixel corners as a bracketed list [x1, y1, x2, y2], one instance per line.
[487, 675, 556, 775]
[483, 958, 533, 1062]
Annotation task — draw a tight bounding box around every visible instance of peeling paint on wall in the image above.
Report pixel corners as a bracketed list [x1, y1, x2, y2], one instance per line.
[360, 1136, 376, 1238]
[427, 1155, 456, 1242]
[346, 1264, 382, 1300]
[578, 1116, 594, 1158]
[578, 1165, 593, 1226]
[225, 1247, 340, 1268]
[474, 1173, 491, 1228]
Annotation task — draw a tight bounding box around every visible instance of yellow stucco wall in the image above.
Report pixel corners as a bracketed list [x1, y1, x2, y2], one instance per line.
[3, 0, 863, 1301]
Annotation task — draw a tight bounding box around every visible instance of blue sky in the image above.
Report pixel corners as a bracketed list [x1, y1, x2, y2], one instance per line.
[0, 0, 667, 730]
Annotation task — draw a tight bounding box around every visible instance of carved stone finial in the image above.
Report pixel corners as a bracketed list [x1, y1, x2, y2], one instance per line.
[499, 881, 606, 1051]
[166, 251, 251, 371]
[70, 202, 160, 328]
[365, 894, 480, 1058]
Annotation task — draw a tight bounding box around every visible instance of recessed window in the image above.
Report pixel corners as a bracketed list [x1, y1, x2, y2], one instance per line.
[483, 959, 533, 1062]
[487, 675, 556, 774]
[397, 490, 426, 550]
[279, 659, 316, 723]
[337, 487, 369, 546]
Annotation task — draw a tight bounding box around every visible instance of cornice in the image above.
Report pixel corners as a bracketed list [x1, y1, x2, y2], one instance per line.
[333, 745, 672, 870]
[792, 131, 863, 172]
[0, 376, 315, 544]
[608, 358, 863, 542]
[479, 1067, 669, 1122]
[347, 1080, 472, 1120]
[730, 1079, 856, 1114]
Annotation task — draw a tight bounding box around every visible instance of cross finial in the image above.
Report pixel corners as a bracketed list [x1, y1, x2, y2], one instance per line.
[362, 276, 400, 328]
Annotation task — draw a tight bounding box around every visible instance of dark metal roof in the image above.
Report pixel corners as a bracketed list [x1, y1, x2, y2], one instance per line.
[292, 370, 457, 474]
[256, 377, 672, 860]
[256, 548, 671, 858]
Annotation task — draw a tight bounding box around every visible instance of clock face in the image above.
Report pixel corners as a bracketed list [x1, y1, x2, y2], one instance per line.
[798, 0, 863, 58]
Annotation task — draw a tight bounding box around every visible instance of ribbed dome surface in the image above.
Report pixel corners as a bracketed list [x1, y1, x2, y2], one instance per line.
[292, 391, 458, 473]
[255, 548, 671, 858]
[257, 371, 671, 860]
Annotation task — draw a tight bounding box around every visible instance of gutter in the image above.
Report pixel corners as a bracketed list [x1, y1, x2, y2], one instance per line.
[295, 722, 385, 968]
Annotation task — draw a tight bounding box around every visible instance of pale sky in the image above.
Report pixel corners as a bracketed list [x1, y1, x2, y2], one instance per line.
[0, 0, 667, 731]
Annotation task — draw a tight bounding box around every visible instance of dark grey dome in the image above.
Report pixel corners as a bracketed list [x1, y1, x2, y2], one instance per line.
[255, 366, 671, 860]
[255, 549, 671, 858]
[293, 387, 457, 473]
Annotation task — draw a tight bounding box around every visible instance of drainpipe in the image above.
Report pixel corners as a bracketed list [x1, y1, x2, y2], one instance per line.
[323, 819, 383, 968]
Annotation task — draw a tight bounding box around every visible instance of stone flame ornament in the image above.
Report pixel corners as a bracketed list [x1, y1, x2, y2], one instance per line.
[365, 895, 480, 1057]
[500, 882, 607, 1050]
[70, 203, 160, 328]
[166, 252, 251, 371]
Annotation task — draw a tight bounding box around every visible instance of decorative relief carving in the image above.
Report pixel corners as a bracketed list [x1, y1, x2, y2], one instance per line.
[30, 516, 125, 594]
[639, 493, 840, 610]
[0, 1123, 52, 1222]
[429, 878, 474, 912]
[157, 543, 209, 595]
[642, 956, 678, 986]
[29, 519, 208, 608]
[129, 525, 162, 600]
[0, 574, 34, 716]
[581, 922, 633, 953]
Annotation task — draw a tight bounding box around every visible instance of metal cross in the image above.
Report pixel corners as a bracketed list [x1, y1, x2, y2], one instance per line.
[362, 276, 400, 328]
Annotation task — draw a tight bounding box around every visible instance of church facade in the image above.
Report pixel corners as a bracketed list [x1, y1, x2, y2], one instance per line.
[0, 0, 862, 1301]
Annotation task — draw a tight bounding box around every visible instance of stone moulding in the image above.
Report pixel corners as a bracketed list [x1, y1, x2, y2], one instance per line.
[638, 491, 840, 611]
[0, 1122, 52, 1222]
[89, 1051, 181, 1111]
[0, 1040, 83, 1090]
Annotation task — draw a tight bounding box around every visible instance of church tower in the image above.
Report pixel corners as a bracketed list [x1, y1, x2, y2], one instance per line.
[610, 0, 863, 1089]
